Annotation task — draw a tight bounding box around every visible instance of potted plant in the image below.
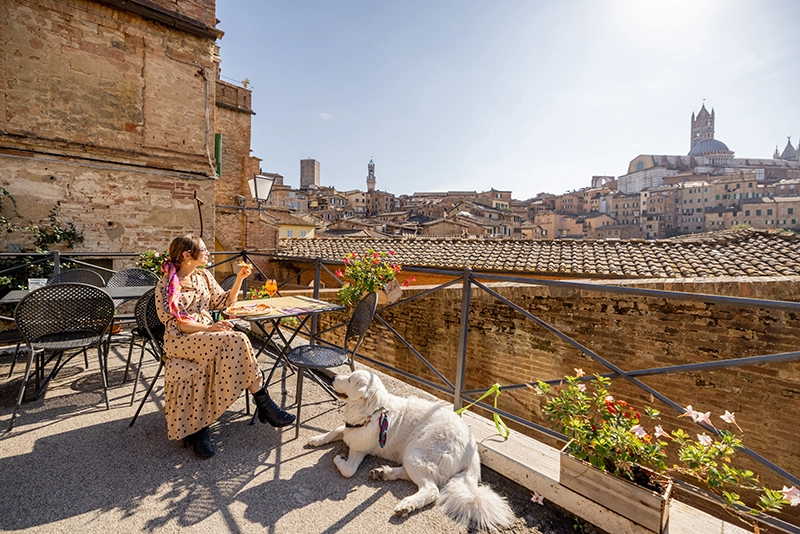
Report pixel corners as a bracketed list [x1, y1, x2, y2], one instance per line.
[334, 248, 403, 306]
[135, 249, 167, 276]
[532, 371, 799, 533]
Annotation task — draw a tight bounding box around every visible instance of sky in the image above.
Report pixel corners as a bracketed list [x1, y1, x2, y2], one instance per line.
[215, 0, 799, 201]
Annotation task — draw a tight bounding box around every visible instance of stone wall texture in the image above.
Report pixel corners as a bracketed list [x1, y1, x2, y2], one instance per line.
[0, 0, 231, 263]
[309, 275, 800, 517]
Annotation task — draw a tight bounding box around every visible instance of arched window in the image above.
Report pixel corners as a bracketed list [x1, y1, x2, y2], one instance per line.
[636, 161, 644, 172]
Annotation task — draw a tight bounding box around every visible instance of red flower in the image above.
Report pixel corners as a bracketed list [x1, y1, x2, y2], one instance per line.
[389, 250, 395, 255]
[618, 400, 627, 407]
[344, 257, 350, 265]
[334, 269, 343, 277]
[393, 264, 401, 272]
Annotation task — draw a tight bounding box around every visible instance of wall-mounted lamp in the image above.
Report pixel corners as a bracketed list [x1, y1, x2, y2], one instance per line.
[248, 174, 275, 207]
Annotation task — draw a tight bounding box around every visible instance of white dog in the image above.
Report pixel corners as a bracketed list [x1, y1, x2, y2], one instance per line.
[308, 370, 515, 532]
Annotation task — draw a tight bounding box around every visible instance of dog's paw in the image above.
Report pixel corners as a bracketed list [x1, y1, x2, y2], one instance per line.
[307, 435, 325, 447]
[369, 466, 389, 480]
[393, 501, 416, 518]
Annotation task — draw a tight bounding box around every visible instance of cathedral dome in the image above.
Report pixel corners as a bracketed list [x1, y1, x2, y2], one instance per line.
[688, 138, 731, 156]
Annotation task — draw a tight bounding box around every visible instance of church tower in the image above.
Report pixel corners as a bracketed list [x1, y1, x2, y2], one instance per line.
[690, 104, 715, 150]
[366, 158, 376, 192]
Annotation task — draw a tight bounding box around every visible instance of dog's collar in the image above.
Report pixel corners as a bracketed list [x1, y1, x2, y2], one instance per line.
[345, 407, 386, 428]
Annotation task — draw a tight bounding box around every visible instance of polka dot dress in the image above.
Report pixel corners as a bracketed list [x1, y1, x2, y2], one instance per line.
[155, 269, 260, 441]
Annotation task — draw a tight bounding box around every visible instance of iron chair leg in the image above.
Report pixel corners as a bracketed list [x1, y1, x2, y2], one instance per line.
[128, 338, 149, 406]
[7, 346, 37, 431]
[294, 365, 305, 439]
[6, 340, 22, 378]
[129, 360, 164, 427]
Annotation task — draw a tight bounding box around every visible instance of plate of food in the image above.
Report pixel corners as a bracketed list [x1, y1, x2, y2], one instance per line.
[224, 302, 272, 317]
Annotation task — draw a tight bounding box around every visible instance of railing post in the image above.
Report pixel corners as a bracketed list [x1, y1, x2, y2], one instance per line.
[454, 267, 472, 411]
[53, 250, 61, 275]
[311, 256, 321, 345]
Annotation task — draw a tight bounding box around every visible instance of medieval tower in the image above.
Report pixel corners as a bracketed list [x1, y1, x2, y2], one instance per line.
[366, 158, 376, 192]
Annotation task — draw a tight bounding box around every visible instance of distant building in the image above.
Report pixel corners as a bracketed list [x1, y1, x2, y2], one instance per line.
[300, 158, 321, 189]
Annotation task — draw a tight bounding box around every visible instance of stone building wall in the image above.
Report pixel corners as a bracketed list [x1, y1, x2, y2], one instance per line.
[310, 276, 800, 499]
[0, 0, 226, 265]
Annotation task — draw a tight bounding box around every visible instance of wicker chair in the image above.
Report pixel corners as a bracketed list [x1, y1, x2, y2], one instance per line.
[46, 269, 105, 287]
[10, 283, 115, 430]
[285, 291, 378, 438]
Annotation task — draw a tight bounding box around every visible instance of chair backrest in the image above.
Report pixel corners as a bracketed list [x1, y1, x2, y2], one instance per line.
[107, 268, 159, 288]
[219, 274, 238, 291]
[141, 288, 165, 358]
[47, 269, 105, 287]
[344, 291, 378, 357]
[108, 268, 160, 307]
[15, 283, 115, 344]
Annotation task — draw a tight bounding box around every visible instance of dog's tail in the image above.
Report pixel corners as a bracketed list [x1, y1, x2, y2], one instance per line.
[438, 470, 515, 532]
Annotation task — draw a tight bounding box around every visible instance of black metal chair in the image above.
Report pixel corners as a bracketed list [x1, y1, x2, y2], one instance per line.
[107, 268, 159, 307]
[106, 268, 159, 350]
[0, 315, 24, 378]
[285, 291, 378, 438]
[122, 288, 158, 401]
[129, 289, 166, 427]
[10, 283, 115, 430]
[47, 269, 105, 287]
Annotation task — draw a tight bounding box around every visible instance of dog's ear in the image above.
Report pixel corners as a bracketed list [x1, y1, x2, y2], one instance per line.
[352, 373, 370, 399]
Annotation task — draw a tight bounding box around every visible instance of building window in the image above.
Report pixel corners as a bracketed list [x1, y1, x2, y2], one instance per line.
[287, 230, 293, 238]
[745, 210, 750, 216]
[301, 230, 307, 237]
[767, 209, 773, 216]
[789, 208, 794, 214]
[756, 210, 762, 216]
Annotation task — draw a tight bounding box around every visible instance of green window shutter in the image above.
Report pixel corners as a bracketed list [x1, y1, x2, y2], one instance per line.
[214, 133, 222, 177]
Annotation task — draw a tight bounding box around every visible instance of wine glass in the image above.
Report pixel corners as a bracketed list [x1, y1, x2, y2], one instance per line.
[265, 279, 278, 298]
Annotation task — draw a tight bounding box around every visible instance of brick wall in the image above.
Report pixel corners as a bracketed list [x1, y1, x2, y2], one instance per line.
[310, 276, 800, 503]
[0, 0, 226, 261]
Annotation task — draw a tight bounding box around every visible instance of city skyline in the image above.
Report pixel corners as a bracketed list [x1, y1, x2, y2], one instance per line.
[216, 0, 799, 201]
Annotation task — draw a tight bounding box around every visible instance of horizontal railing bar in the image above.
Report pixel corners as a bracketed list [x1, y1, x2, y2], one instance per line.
[355, 353, 455, 398]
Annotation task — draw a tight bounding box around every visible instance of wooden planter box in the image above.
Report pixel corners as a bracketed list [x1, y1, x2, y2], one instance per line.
[560, 446, 673, 533]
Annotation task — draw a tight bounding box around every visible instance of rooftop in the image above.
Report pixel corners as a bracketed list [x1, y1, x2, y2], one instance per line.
[278, 228, 800, 278]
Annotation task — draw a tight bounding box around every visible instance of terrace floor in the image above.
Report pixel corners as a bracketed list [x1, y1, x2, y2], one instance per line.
[0, 332, 604, 534]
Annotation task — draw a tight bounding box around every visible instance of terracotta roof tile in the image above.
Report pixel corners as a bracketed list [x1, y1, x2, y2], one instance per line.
[276, 228, 800, 279]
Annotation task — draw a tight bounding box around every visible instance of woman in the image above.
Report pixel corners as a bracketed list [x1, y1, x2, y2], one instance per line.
[154, 235, 294, 458]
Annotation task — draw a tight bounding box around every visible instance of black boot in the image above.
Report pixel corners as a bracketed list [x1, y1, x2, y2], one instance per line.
[186, 426, 215, 458]
[253, 387, 296, 427]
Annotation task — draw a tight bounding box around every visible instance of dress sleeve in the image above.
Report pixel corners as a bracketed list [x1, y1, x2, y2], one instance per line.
[204, 270, 230, 311]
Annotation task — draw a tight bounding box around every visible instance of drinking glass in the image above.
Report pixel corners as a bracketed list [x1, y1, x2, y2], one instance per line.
[265, 279, 278, 298]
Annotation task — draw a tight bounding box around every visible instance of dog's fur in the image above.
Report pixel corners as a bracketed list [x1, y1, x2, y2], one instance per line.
[308, 370, 515, 532]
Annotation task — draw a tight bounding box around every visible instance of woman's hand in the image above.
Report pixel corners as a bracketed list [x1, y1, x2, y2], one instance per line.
[208, 320, 234, 332]
[237, 261, 253, 279]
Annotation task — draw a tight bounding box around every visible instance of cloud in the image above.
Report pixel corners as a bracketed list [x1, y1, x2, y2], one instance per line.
[319, 113, 334, 121]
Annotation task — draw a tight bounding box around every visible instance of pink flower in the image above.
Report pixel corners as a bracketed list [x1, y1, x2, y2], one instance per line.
[680, 405, 711, 425]
[574, 368, 585, 377]
[654, 426, 668, 439]
[393, 264, 401, 272]
[630, 425, 647, 439]
[344, 257, 351, 265]
[604, 395, 614, 403]
[334, 269, 343, 277]
[720, 410, 736, 424]
[577, 383, 586, 392]
[780, 486, 800, 506]
[697, 433, 713, 447]
[531, 491, 544, 505]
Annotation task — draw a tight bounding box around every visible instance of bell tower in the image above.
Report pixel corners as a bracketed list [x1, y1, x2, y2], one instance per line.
[366, 158, 376, 192]
[690, 103, 715, 149]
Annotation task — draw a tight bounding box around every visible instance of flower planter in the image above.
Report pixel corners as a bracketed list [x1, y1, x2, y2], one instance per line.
[377, 278, 402, 305]
[560, 444, 673, 533]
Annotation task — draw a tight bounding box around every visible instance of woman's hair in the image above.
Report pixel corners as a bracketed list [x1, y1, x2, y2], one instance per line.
[162, 235, 203, 323]
[166, 235, 203, 270]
